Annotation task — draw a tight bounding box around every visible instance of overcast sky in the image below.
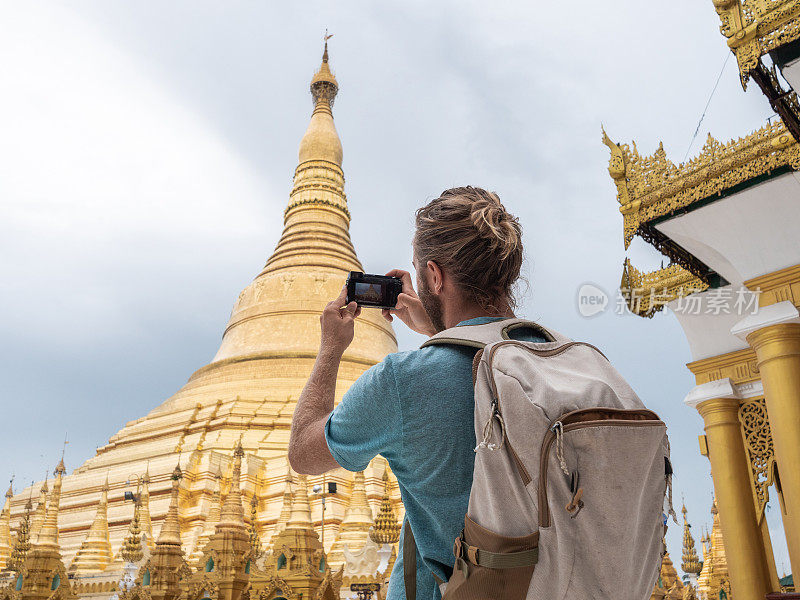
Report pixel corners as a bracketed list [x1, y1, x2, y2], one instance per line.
[0, 0, 790, 576]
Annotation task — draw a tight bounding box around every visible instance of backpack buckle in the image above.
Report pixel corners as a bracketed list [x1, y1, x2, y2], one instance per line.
[453, 530, 466, 560]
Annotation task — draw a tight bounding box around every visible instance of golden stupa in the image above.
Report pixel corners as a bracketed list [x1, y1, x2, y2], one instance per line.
[1, 40, 402, 585]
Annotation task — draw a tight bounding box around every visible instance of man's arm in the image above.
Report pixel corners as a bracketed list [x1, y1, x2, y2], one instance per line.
[288, 347, 342, 475]
[288, 285, 359, 475]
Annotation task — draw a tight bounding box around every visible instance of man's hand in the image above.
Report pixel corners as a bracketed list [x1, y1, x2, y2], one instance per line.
[381, 269, 437, 336]
[320, 285, 361, 356]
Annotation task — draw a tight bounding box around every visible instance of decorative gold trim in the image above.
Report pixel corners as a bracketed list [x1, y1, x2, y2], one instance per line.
[604, 123, 800, 248]
[714, 0, 800, 87]
[745, 262, 800, 307]
[620, 259, 709, 318]
[687, 347, 759, 385]
[284, 197, 350, 219]
[738, 396, 775, 522]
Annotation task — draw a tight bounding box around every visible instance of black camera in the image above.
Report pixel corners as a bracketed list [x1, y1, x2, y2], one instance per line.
[346, 271, 403, 309]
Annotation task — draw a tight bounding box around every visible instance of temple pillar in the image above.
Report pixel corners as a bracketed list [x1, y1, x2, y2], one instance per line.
[687, 379, 773, 599]
[734, 301, 800, 577]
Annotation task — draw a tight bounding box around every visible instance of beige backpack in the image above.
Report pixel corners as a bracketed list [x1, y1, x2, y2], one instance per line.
[403, 318, 676, 600]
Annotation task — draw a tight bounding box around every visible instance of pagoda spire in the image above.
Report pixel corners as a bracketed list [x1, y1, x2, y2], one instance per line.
[328, 470, 373, 567]
[680, 502, 701, 582]
[140, 467, 154, 550]
[255, 36, 357, 279]
[370, 470, 400, 544]
[30, 476, 48, 540]
[0, 481, 13, 570]
[20, 460, 76, 600]
[218, 440, 246, 529]
[274, 465, 294, 537]
[70, 473, 113, 573]
[7, 496, 32, 572]
[190, 467, 223, 565]
[249, 493, 261, 558]
[156, 465, 183, 547]
[35, 459, 66, 549]
[206, 34, 395, 384]
[201, 441, 251, 600]
[120, 488, 144, 564]
[286, 474, 313, 530]
[146, 465, 188, 600]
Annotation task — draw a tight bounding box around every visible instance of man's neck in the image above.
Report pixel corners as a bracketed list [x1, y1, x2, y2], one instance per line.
[443, 304, 515, 329]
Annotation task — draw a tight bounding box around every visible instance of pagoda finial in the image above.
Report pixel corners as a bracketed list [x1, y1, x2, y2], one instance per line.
[681, 502, 702, 576]
[156, 464, 183, 546]
[370, 470, 400, 544]
[309, 32, 339, 110]
[323, 29, 333, 63]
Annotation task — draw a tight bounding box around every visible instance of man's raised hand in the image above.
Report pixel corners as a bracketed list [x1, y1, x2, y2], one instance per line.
[381, 269, 437, 337]
[320, 285, 361, 356]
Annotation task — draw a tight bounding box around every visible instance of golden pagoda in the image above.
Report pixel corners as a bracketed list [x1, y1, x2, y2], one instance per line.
[604, 1, 800, 597]
[186, 441, 250, 600]
[327, 471, 373, 568]
[6, 497, 33, 575]
[369, 471, 401, 546]
[0, 39, 402, 600]
[69, 475, 113, 574]
[695, 500, 732, 600]
[650, 551, 684, 600]
[15, 459, 76, 600]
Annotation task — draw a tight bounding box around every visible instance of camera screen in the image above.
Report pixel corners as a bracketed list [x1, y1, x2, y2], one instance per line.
[354, 282, 383, 302]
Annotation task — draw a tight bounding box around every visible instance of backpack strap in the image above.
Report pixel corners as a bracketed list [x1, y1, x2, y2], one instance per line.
[419, 317, 567, 349]
[404, 518, 417, 600]
[403, 518, 446, 600]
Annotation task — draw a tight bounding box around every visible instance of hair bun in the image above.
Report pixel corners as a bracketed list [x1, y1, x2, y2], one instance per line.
[469, 190, 520, 261]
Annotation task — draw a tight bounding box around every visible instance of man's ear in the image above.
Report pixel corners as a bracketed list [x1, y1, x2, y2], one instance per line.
[426, 260, 444, 295]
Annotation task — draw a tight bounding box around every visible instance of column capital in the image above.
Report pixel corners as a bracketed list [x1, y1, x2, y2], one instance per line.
[731, 300, 800, 342]
[684, 378, 738, 409]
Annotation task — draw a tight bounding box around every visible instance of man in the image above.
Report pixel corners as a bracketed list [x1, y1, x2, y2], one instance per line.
[288, 186, 546, 600]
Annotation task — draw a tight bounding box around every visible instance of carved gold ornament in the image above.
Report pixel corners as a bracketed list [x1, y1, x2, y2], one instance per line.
[738, 397, 776, 521]
[714, 0, 800, 87]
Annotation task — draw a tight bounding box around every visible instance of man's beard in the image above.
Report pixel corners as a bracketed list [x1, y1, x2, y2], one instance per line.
[418, 276, 446, 333]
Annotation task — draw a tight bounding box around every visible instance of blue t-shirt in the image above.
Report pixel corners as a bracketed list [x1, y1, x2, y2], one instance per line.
[324, 316, 547, 600]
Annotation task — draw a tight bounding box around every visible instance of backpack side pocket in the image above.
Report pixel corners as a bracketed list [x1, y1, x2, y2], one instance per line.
[443, 514, 539, 600]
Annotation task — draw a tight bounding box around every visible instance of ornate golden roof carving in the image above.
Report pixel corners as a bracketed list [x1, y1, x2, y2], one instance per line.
[621, 259, 710, 318]
[605, 122, 799, 317]
[604, 123, 800, 249]
[713, 0, 800, 87]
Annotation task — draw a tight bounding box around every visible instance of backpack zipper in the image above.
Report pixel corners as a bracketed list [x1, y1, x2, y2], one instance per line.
[537, 409, 664, 528]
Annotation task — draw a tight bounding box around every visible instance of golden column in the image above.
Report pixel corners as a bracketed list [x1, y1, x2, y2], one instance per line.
[686, 379, 773, 599]
[734, 300, 800, 577]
